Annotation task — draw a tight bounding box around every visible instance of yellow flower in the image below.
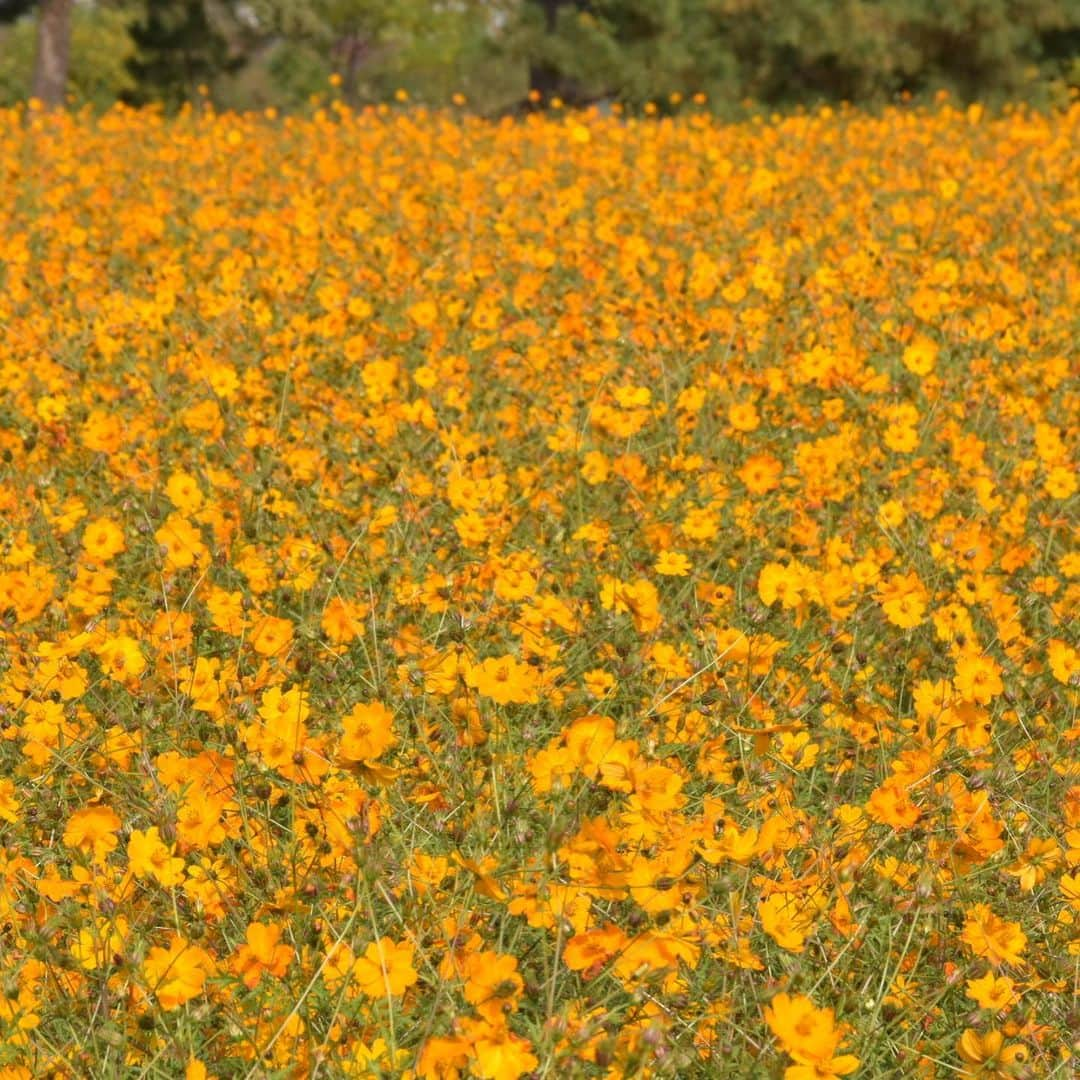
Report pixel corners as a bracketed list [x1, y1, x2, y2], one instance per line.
[1043, 464, 1077, 499]
[1047, 639, 1080, 686]
[760, 893, 813, 953]
[654, 549, 692, 576]
[902, 335, 938, 376]
[465, 654, 540, 705]
[231, 922, 294, 988]
[63, 804, 123, 864]
[957, 1029, 1031, 1078]
[471, 1025, 539, 1080]
[339, 701, 397, 763]
[142, 935, 216, 1009]
[128, 826, 186, 887]
[81, 517, 126, 561]
[165, 470, 204, 513]
[953, 654, 1004, 705]
[961, 904, 1028, 968]
[728, 400, 761, 432]
[764, 992, 859, 1077]
[352, 937, 418, 998]
[965, 970, 1017, 1011]
[247, 613, 294, 657]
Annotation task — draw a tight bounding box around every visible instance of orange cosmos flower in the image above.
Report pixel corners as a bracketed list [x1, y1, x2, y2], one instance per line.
[965, 970, 1017, 1011]
[1059, 873, 1080, 910]
[248, 614, 295, 657]
[185, 1059, 216, 1080]
[953, 653, 1004, 705]
[728, 400, 761, 432]
[321, 595, 364, 644]
[1043, 464, 1077, 500]
[352, 936, 419, 998]
[155, 512, 208, 572]
[0, 779, 18, 824]
[961, 904, 1028, 968]
[94, 633, 147, 684]
[471, 1025, 539, 1080]
[562, 924, 628, 976]
[738, 452, 783, 494]
[417, 1035, 471, 1079]
[629, 761, 686, 812]
[902, 335, 938, 376]
[81, 517, 126, 561]
[1047, 639, 1080, 686]
[407, 299, 438, 329]
[865, 778, 922, 830]
[465, 654, 540, 705]
[759, 893, 814, 953]
[142, 935, 216, 1009]
[758, 561, 807, 610]
[462, 950, 524, 1023]
[231, 922, 294, 988]
[452, 851, 509, 901]
[956, 1029, 1031, 1078]
[63, 804, 123, 864]
[654, 549, 692, 576]
[128, 826, 186, 888]
[1005, 836, 1062, 892]
[164, 470, 205, 513]
[764, 992, 859, 1079]
[339, 700, 397, 763]
[876, 571, 928, 629]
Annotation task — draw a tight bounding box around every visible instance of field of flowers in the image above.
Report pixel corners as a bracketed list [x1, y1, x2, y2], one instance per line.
[0, 96, 1077, 1078]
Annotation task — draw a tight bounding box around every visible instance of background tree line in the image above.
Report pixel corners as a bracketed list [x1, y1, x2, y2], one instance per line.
[3, 0, 1080, 113]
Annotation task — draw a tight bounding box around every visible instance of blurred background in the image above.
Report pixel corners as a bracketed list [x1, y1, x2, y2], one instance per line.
[3, 0, 1080, 114]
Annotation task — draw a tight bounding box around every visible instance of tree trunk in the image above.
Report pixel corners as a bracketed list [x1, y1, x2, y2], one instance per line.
[31, 0, 73, 108]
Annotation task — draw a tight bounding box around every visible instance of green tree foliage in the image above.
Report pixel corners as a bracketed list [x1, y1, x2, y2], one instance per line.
[0, 2, 136, 107]
[0, 0, 36, 22]
[528, 0, 734, 105]
[527, 0, 1080, 109]
[242, 0, 518, 109]
[1, 0, 1078, 112]
[125, 0, 241, 107]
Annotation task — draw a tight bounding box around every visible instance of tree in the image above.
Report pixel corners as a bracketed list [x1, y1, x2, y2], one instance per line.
[515, 0, 1080, 112]
[0, 3, 136, 108]
[519, 0, 734, 108]
[1, 0, 76, 108]
[244, 0, 517, 108]
[30, 0, 72, 105]
[125, 0, 240, 106]
[524, 0, 584, 100]
[0, 0, 35, 20]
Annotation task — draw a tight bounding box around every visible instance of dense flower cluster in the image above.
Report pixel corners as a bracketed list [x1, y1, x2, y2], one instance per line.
[0, 96, 1076, 1077]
